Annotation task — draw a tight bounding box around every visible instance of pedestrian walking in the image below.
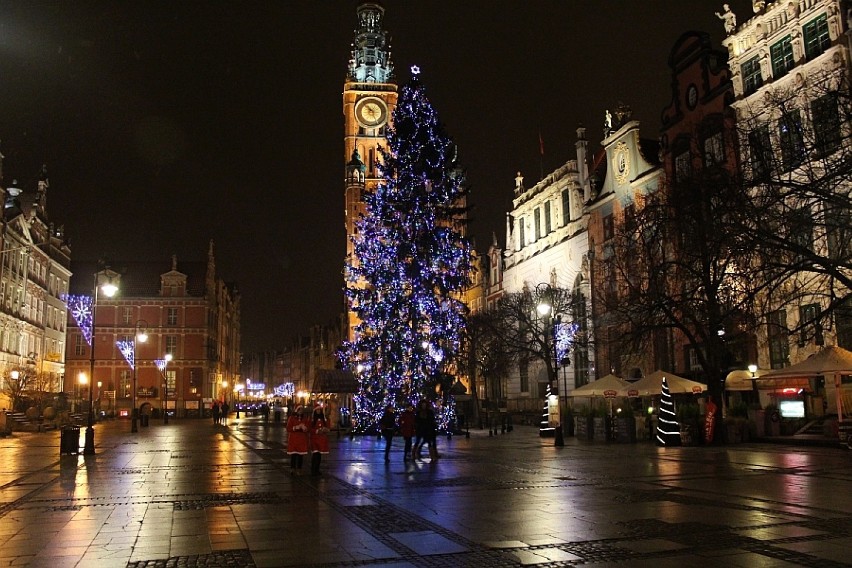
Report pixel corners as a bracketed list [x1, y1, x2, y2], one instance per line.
[379, 405, 396, 462]
[212, 401, 220, 425]
[413, 400, 438, 460]
[309, 405, 330, 476]
[399, 404, 416, 461]
[287, 406, 309, 474]
[221, 401, 230, 425]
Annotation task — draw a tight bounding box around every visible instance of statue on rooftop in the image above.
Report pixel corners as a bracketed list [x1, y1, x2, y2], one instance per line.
[715, 4, 736, 35]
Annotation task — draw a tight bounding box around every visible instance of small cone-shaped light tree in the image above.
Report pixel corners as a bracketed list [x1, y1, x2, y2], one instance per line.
[656, 376, 681, 446]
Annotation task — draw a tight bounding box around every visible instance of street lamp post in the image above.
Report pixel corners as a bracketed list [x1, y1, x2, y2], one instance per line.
[9, 370, 20, 412]
[131, 321, 148, 433]
[748, 363, 760, 408]
[158, 353, 173, 424]
[85, 272, 118, 455]
[536, 283, 565, 447]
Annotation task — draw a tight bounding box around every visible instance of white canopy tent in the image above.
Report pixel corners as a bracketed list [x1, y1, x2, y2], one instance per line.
[618, 370, 706, 397]
[568, 374, 631, 398]
[761, 345, 852, 420]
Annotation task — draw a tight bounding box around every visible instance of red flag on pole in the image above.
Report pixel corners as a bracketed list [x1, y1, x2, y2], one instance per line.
[539, 132, 545, 156]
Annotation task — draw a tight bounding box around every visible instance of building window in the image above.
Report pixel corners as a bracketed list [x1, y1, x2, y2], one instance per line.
[75, 334, 86, 357]
[767, 309, 789, 369]
[167, 307, 178, 326]
[518, 218, 525, 250]
[165, 369, 176, 392]
[789, 207, 814, 259]
[675, 151, 691, 182]
[602, 214, 615, 241]
[519, 359, 529, 393]
[799, 304, 822, 346]
[779, 110, 804, 170]
[534, 207, 541, 240]
[123, 307, 133, 324]
[812, 93, 841, 155]
[703, 132, 725, 166]
[770, 36, 794, 78]
[688, 345, 704, 371]
[741, 56, 763, 95]
[120, 369, 131, 398]
[836, 299, 852, 350]
[748, 124, 772, 181]
[165, 335, 177, 355]
[803, 14, 830, 61]
[544, 201, 552, 234]
[561, 189, 570, 225]
[827, 205, 852, 261]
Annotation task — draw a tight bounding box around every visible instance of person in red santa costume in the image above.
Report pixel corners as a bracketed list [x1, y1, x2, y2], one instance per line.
[286, 406, 310, 474]
[309, 405, 330, 476]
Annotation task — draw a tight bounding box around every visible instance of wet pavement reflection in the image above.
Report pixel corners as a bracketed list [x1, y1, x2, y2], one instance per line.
[0, 416, 850, 567]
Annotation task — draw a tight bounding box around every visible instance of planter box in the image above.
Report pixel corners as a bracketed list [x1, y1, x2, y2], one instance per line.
[615, 415, 636, 443]
[679, 420, 700, 446]
[574, 416, 593, 440]
[593, 417, 609, 441]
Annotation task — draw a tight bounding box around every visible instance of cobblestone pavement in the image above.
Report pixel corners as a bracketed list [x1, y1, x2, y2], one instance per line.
[0, 416, 851, 567]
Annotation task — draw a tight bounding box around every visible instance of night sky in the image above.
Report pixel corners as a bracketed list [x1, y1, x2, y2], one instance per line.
[0, 1, 751, 352]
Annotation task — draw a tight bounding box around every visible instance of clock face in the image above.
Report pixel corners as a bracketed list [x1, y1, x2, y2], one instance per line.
[355, 97, 388, 128]
[687, 85, 698, 110]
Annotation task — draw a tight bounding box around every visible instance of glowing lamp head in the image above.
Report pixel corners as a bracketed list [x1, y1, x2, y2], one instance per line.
[747, 364, 758, 374]
[100, 282, 118, 297]
[537, 301, 552, 316]
[78, 372, 88, 385]
[137, 331, 148, 343]
[164, 353, 173, 362]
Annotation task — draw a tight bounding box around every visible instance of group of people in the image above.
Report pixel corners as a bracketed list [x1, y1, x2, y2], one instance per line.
[282, 399, 441, 477]
[379, 399, 438, 462]
[211, 400, 230, 425]
[286, 405, 331, 476]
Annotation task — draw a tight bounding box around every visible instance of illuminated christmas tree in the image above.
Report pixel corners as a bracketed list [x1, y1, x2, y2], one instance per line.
[656, 376, 681, 446]
[342, 66, 473, 432]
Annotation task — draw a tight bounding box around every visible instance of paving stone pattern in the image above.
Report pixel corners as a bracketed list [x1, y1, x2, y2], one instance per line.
[0, 416, 851, 567]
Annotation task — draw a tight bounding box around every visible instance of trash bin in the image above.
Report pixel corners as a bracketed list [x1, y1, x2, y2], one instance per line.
[60, 426, 80, 455]
[141, 414, 149, 427]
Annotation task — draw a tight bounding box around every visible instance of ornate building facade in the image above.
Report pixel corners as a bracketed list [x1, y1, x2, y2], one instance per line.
[499, 128, 594, 414]
[722, 0, 852, 413]
[1, 166, 72, 406]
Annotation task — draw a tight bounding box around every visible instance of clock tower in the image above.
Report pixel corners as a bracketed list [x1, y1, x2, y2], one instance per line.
[343, 2, 398, 338]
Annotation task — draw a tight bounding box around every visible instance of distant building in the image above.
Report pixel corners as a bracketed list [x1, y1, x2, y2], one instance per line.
[64, 242, 240, 418]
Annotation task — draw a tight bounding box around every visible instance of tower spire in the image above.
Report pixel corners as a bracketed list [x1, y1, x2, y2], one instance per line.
[348, 2, 393, 84]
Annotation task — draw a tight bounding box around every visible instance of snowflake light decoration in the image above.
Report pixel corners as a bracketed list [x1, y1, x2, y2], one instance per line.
[117, 340, 135, 370]
[62, 294, 94, 347]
